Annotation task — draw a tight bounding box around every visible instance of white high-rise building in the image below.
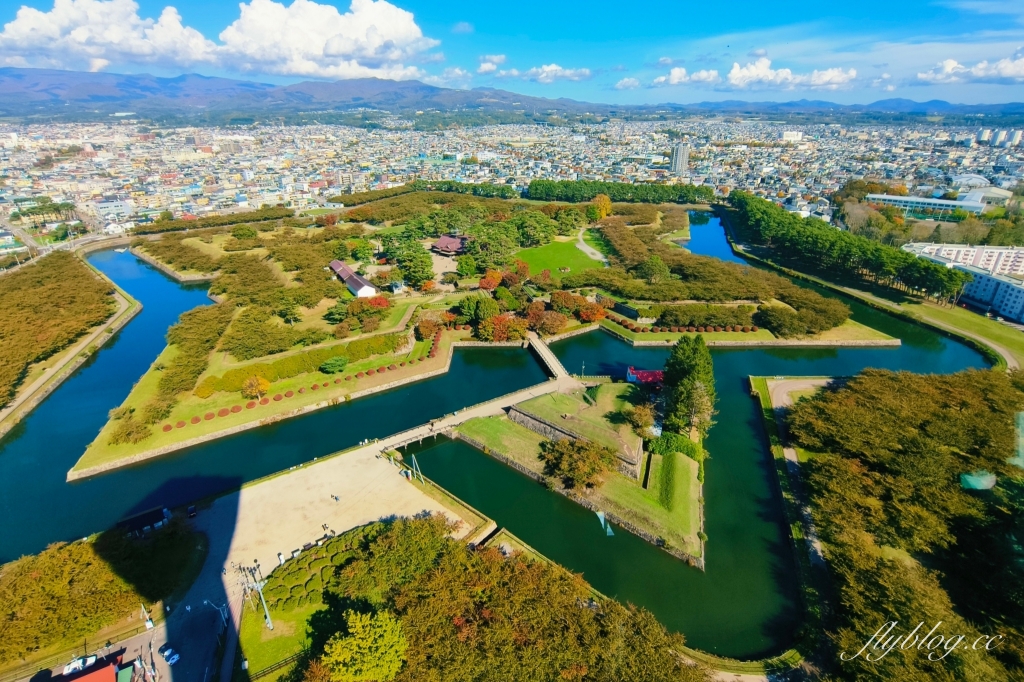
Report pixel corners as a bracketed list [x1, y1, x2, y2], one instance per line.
[993, 130, 1008, 146]
[669, 142, 689, 175]
[1009, 130, 1022, 147]
[781, 131, 803, 142]
[978, 129, 993, 143]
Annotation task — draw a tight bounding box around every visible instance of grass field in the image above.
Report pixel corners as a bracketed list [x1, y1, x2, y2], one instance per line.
[516, 383, 641, 457]
[456, 416, 547, 474]
[237, 600, 318, 677]
[595, 454, 701, 556]
[902, 301, 1024, 367]
[516, 240, 604, 277]
[73, 331, 467, 473]
[809, 318, 896, 341]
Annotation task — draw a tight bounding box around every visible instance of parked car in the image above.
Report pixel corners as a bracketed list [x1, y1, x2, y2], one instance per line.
[63, 656, 97, 675]
[158, 645, 180, 666]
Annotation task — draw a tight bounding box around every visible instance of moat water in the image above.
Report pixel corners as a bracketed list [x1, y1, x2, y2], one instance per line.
[0, 217, 988, 658]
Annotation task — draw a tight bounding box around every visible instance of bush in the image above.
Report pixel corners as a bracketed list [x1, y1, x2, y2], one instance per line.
[321, 356, 349, 374]
[658, 452, 677, 511]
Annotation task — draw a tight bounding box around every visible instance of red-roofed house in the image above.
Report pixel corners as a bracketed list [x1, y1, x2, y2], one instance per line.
[329, 260, 377, 298]
[63, 656, 123, 682]
[431, 235, 466, 256]
[626, 367, 664, 386]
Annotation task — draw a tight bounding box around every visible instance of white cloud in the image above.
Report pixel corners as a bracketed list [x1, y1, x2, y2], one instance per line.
[748, 48, 768, 57]
[917, 50, 1024, 83]
[726, 57, 855, 89]
[657, 56, 675, 66]
[451, 21, 473, 34]
[0, 0, 217, 69]
[218, 0, 437, 78]
[496, 63, 591, 83]
[614, 77, 640, 90]
[476, 53, 505, 74]
[651, 66, 720, 86]
[0, 0, 439, 80]
[422, 66, 471, 88]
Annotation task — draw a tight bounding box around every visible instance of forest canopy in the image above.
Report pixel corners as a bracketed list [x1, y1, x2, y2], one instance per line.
[788, 369, 1024, 679]
[0, 252, 116, 408]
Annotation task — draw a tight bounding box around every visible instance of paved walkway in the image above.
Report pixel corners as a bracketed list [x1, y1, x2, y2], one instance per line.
[766, 378, 829, 567]
[575, 228, 608, 264]
[0, 290, 131, 429]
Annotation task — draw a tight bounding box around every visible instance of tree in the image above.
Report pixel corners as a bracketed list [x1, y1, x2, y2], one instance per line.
[441, 272, 460, 285]
[540, 438, 616, 488]
[473, 296, 500, 323]
[242, 375, 270, 399]
[321, 610, 407, 682]
[478, 270, 502, 290]
[525, 300, 547, 329]
[320, 357, 349, 374]
[158, 210, 174, 222]
[232, 224, 258, 240]
[592, 193, 612, 219]
[456, 255, 477, 277]
[634, 255, 671, 284]
[663, 336, 716, 438]
[684, 381, 716, 439]
[537, 311, 567, 336]
[626, 403, 656, 437]
[577, 302, 607, 322]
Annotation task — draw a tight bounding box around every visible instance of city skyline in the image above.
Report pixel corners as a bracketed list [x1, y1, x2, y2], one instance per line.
[0, 0, 1022, 105]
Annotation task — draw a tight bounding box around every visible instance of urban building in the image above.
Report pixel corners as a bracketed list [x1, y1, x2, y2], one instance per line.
[903, 243, 1024, 277]
[865, 193, 986, 216]
[909, 250, 1024, 322]
[669, 142, 689, 175]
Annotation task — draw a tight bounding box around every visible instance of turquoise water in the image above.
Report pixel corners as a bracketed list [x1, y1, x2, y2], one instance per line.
[0, 250, 547, 562]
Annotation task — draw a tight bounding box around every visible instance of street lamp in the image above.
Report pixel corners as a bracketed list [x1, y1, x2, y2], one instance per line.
[203, 600, 228, 630]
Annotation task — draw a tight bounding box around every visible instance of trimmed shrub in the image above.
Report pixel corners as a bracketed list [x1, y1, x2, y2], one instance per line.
[176, 421, 186, 428]
[218, 408, 230, 417]
[204, 412, 215, 420]
[162, 424, 173, 432]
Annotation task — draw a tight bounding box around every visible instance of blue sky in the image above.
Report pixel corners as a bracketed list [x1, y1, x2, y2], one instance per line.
[1, 0, 1022, 104]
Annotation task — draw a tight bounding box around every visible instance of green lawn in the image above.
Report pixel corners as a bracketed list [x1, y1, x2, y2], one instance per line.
[901, 301, 1024, 367]
[516, 383, 641, 457]
[456, 416, 547, 474]
[808, 318, 895, 342]
[516, 240, 604, 276]
[238, 601, 319, 674]
[595, 454, 701, 557]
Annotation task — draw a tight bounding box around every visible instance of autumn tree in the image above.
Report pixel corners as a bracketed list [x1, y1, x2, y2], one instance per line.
[321, 610, 407, 682]
[592, 193, 612, 219]
[540, 438, 616, 488]
[241, 375, 270, 399]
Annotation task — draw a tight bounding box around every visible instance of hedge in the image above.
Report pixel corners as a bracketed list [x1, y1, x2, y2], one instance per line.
[134, 207, 293, 235]
[195, 332, 404, 396]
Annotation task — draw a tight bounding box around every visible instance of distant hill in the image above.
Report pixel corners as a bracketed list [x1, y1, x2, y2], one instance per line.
[1, 67, 1021, 124]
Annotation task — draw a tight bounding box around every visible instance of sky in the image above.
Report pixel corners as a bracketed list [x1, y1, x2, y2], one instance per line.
[0, 0, 1023, 105]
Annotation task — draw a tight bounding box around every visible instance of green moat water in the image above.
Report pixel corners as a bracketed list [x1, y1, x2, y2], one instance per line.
[0, 223, 989, 658]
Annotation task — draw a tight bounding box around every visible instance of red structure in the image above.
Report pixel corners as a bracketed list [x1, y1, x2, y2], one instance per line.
[626, 366, 664, 386]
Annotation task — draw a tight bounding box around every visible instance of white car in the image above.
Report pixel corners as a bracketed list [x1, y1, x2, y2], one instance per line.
[63, 656, 97, 675]
[158, 645, 180, 666]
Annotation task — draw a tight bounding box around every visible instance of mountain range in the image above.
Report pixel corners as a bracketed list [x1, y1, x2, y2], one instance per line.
[2, 67, 1022, 123]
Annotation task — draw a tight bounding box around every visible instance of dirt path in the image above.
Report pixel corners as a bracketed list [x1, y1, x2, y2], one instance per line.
[576, 228, 608, 264]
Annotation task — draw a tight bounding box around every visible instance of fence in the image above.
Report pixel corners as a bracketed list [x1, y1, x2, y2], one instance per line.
[249, 652, 303, 680]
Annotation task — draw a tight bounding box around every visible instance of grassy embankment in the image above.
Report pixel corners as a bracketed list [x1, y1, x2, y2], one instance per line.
[747, 376, 826, 671]
[73, 328, 469, 473]
[515, 239, 605, 276]
[457, 383, 702, 557]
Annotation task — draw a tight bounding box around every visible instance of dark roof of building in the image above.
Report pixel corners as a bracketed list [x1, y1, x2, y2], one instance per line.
[432, 235, 464, 252]
[329, 259, 375, 292]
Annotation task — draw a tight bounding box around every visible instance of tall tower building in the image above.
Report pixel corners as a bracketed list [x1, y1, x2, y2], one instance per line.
[670, 142, 690, 175]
